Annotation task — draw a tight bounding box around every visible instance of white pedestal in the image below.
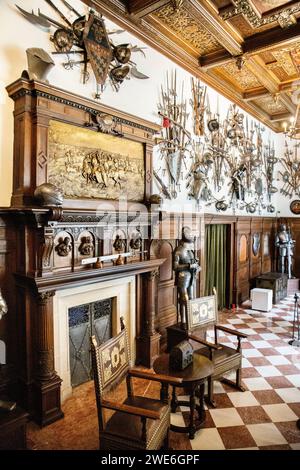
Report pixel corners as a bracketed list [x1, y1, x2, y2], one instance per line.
[287, 278, 299, 295]
[251, 288, 273, 312]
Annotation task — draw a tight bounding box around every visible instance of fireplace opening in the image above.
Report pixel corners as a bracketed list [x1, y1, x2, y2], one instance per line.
[68, 298, 112, 387]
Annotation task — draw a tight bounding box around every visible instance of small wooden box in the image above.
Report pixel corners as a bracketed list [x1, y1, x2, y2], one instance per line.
[256, 272, 288, 304]
[169, 340, 193, 371]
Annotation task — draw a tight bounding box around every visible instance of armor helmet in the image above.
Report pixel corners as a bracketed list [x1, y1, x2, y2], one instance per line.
[110, 65, 130, 82]
[34, 183, 64, 207]
[182, 226, 193, 243]
[113, 44, 131, 64]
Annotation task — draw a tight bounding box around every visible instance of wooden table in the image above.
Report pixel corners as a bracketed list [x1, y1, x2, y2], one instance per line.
[153, 353, 213, 439]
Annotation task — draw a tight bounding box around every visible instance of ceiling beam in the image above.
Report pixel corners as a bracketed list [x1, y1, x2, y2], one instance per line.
[245, 57, 296, 117]
[187, 0, 242, 56]
[243, 21, 300, 54]
[199, 49, 233, 69]
[242, 87, 270, 101]
[199, 20, 300, 69]
[270, 112, 292, 122]
[279, 92, 297, 115]
[127, 0, 170, 17]
[246, 56, 279, 94]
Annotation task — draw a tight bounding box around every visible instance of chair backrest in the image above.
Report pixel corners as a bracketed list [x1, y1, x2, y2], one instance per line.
[91, 328, 130, 398]
[187, 290, 218, 332]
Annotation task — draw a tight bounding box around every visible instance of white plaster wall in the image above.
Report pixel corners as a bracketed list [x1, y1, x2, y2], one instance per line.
[0, 0, 289, 217]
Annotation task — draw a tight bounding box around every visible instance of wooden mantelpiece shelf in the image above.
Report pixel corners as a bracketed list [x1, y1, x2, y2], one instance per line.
[18, 259, 167, 292]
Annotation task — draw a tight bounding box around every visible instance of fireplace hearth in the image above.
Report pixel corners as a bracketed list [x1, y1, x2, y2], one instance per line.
[69, 298, 112, 388]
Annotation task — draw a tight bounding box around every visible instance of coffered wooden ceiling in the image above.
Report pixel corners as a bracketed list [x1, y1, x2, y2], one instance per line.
[82, 0, 300, 132]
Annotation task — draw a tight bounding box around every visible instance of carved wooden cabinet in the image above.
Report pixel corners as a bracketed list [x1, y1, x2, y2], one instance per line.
[256, 272, 288, 304]
[0, 407, 28, 450]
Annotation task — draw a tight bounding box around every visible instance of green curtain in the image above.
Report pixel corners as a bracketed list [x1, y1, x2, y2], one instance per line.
[205, 224, 227, 309]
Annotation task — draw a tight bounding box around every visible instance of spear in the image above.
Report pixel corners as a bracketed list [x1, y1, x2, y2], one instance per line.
[60, 0, 81, 17]
[45, 0, 72, 27]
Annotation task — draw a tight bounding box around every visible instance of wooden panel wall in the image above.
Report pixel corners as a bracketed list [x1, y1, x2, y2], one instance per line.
[235, 217, 276, 304]
[235, 217, 251, 304]
[262, 218, 275, 274]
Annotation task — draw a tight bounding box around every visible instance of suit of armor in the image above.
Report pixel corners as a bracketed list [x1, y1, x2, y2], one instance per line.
[275, 224, 295, 279]
[173, 227, 201, 328]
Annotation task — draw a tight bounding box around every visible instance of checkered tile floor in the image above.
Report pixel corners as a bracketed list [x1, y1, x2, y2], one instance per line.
[173, 295, 300, 450]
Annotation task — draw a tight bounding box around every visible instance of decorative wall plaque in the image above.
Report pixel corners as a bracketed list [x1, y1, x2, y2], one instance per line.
[48, 121, 144, 201]
[290, 200, 300, 214]
[252, 233, 261, 257]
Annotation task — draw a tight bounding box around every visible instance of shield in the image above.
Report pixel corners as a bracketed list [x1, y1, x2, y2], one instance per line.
[166, 150, 180, 183]
[255, 177, 263, 196]
[252, 233, 260, 257]
[83, 14, 112, 85]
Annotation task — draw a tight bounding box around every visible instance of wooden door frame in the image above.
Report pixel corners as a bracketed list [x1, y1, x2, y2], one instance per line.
[202, 214, 236, 309]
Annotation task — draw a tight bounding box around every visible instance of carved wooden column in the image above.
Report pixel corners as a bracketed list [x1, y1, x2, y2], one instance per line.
[33, 291, 64, 426]
[136, 268, 161, 368]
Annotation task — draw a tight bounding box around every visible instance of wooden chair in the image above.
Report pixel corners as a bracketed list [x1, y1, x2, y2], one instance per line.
[186, 289, 247, 407]
[90, 328, 182, 450]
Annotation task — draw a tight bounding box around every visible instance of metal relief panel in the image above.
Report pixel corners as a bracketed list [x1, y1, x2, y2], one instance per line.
[48, 120, 144, 201]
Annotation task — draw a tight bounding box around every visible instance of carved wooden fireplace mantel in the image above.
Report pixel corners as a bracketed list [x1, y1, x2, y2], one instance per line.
[0, 206, 165, 426]
[0, 78, 165, 426]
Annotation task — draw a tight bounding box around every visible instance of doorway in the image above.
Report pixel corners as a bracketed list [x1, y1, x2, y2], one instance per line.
[204, 224, 231, 309]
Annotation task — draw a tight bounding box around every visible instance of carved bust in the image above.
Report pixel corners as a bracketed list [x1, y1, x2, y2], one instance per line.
[130, 229, 142, 251]
[79, 236, 94, 256]
[55, 236, 72, 257]
[113, 234, 125, 253]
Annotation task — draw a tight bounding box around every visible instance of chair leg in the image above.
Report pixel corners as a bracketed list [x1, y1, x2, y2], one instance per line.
[220, 369, 245, 392]
[236, 368, 245, 392]
[163, 429, 170, 450]
[205, 377, 216, 408]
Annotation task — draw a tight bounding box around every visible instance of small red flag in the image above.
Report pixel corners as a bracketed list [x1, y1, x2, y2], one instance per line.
[162, 116, 170, 128]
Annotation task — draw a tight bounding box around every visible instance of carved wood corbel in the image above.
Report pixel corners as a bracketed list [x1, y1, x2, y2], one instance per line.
[42, 226, 54, 272]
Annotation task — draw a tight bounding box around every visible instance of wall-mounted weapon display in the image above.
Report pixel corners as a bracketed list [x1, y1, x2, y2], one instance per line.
[279, 139, 300, 198]
[155, 71, 279, 214]
[156, 71, 192, 199]
[186, 142, 211, 204]
[16, 1, 148, 92]
[263, 140, 278, 203]
[190, 78, 206, 137]
[204, 99, 229, 193]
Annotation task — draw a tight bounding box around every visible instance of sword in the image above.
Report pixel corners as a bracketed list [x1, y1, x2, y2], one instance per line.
[153, 170, 172, 199]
